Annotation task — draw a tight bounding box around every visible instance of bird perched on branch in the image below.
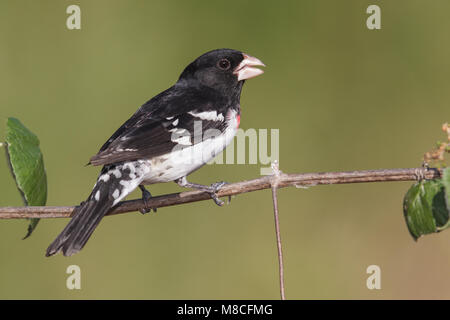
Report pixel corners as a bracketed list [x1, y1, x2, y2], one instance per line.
[46, 48, 265, 256]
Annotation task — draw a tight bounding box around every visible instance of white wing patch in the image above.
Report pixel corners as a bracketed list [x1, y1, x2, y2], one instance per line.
[169, 127, 192, 145]
[111, 168, 122, 178]
[188, 110, 224, 122]
[99, 174, 110, 182]
[112, 189, 120, 199]
[172, 135, 192, 145]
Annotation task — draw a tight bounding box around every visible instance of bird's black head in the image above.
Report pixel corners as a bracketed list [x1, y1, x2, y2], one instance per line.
[177, 49, 265, 94]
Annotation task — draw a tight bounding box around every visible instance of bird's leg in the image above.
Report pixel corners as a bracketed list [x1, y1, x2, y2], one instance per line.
[139, 185, 157, 214]
[175, 176, 229, 206]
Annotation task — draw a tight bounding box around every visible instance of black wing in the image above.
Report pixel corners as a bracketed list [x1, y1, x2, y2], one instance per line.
[89, 85, 230, 166]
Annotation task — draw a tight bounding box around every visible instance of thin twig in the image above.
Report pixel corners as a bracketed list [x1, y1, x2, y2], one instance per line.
[0, 167, 442, 219]
[270, 161, 285, 300]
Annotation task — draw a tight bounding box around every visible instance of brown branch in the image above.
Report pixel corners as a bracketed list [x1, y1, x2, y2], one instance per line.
[270, 161, 286, 300]
[0, 167, 442, 219]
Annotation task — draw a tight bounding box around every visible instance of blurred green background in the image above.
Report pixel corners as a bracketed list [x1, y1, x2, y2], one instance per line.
[0, 0, 449, 299]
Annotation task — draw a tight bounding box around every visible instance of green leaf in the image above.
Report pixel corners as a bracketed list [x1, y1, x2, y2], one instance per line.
[443, 167, 450, 212]
[4, 117, 47, 238]
[403, 179, 449, 240]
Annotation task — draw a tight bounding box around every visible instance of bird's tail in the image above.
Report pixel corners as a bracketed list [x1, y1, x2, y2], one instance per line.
[46, 162, 147, 257]
[45, 191, 113, 257]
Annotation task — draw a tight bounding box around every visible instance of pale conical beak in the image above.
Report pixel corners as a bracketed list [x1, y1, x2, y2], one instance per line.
[233, 53, 266, 81]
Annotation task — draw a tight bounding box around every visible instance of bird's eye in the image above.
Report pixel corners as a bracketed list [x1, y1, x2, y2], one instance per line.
[217, 58, 231, 70]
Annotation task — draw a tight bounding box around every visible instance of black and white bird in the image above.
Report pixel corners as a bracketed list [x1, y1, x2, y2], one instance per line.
[46, 48, 265, 257]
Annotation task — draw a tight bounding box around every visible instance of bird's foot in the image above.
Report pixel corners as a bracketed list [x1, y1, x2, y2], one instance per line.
[208, 181, 228, 206]
[139, 185, 157, 214]
[176, 177, 229, 207]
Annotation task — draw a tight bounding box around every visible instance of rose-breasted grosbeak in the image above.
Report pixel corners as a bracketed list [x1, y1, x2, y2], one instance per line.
[46, 48, 265, 257]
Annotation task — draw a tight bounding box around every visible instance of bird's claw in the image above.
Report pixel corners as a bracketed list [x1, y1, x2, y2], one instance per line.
[211, 181, 227, 192]
[139, 186, 157, 214]
[207, 181, 228, 207]
[175, 177, 231, 207]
